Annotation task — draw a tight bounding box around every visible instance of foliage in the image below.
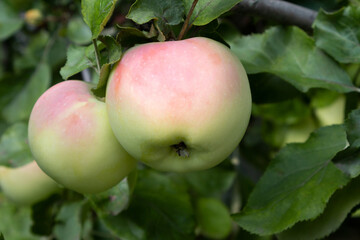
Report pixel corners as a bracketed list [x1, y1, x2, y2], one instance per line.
[1, 0, 360, 239]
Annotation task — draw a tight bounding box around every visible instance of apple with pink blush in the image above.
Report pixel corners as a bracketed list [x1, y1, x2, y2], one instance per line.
[106, 37, 252, 172]
[27, 37, 251, 195]
[28, 80, 137, 194]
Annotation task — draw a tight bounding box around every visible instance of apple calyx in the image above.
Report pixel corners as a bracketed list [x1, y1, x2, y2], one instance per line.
[172, 142, 190, 158]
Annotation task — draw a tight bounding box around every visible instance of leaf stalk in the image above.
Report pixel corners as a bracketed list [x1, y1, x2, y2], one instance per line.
[178, 0, 199, 40]
[93, 39, 101, 73]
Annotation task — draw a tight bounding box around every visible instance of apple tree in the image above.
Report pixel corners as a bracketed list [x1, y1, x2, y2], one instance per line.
[1, 0, 360, 239]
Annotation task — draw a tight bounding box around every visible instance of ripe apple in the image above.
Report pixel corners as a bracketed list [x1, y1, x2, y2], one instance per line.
[0, 161, 60, 205]
[28, 80, 137, 194]
[106, 37, 252, 172]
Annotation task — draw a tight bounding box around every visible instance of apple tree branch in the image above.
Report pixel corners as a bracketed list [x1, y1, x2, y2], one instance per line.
[234, 0, 318, 31]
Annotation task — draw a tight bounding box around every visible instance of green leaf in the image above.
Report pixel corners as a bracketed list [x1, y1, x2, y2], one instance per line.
[222, 26, 358, 93]
[0, 78, 25, 116]
[127, 0, 184, 37]
[127, 0, 184, 25]
[154, 20, 168, 41]
[116, 26, 157, 49]
[81, 0, 117, 39]
[2, 63, 51, 123]
[99, 170, 195, 240]
[90, 36, 121, 97]
[277, 176, 360, 240]
[313, 6, 360, 63]
[0, 1, 23, 40]
[183, 0, 242, 26]
[91, 63, 111, 98]
[233, 125, 350, 235]
[252, 98, 311, 125]
[0, 194, 40, 240]
[0, 123, 32, 167]
[99, 35, 122, 64]
[249, 74, 302, 104]
[193, 19, 228, 44]
[67, 16, 92, 45]
[345, 108, 360, 148]
[309, 89, 341, 108]
[196, 198, 232, 239]
[334, 109, 360, 178]
[183, 167, 236, 198]
[60, 44, 97, 80]
[14, 31, 67, 71]
[100, 214, 145, 240]
[88, 177, 132, 216]
[54, 201, 85, 240]
[14, 31, 49, 72]
[31, 195, 61, 236]
[0, 45, 4, 79]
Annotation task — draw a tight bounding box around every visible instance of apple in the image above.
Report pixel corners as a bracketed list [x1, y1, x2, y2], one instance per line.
[314, 95, 345, 127]
[283, 116, 316, 145]
[0, 161, 60, 205]
[28, 80, 137, 194]
[106, 37, 251, 172]
[24, 9, 43, 26]
[195, 198, 232, 239]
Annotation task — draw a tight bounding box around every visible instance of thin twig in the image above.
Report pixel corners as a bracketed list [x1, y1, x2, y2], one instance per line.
[92, 39, 101, 73]
[235, 0, 317, 31]
[178, 0, 199, 40]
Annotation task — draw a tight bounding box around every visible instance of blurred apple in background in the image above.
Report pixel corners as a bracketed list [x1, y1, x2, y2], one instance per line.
[283, 116, 317, 145]
[314, 95, 345, 127]
[0, 161, 60, 205]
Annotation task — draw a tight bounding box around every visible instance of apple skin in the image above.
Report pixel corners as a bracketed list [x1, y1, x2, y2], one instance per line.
[283, 116, 316, 145]
[0, 161, 60, 205]
[28, 80, 137, 194]
[315, 95, 345, 127]
[196, 198, 232, 239]
[106, 37, 251, 172]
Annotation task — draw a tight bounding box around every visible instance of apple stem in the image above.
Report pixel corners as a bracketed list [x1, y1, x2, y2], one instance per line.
[172, 142, 190, 158]
[178, 0, 199, 40]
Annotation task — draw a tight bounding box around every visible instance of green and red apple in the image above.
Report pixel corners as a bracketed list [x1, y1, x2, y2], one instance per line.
[106, 37, 252, 172]
[28, 80, 137, 194]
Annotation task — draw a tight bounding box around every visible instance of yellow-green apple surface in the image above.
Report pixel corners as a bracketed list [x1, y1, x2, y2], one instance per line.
[195, 198, 232, 239]
[283, 116, 316, 145]
[314, 95, 345, 127]
[106, 37, 251, 172]
[0, 161, 60, 205]
[28, 80, 137, 194]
